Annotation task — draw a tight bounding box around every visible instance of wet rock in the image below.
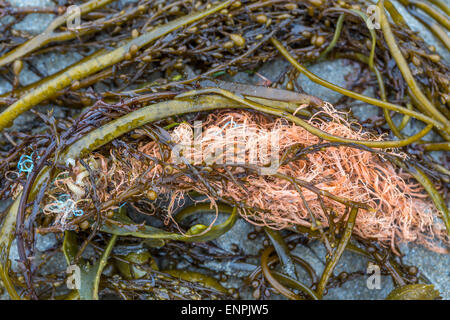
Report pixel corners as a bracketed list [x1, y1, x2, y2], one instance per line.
[7, 0, 55, 35]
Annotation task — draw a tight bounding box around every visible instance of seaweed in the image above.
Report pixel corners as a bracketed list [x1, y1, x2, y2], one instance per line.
[0, 0, 448, 300]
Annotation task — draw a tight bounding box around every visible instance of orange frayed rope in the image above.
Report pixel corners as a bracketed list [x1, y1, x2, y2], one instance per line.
[46, 103, 448, 253]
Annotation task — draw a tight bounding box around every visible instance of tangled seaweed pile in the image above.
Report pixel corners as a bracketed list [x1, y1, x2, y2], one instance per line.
[0, 0, 449, 300]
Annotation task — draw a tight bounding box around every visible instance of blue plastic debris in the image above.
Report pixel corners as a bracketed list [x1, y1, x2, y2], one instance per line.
[17, 154, 34, 174]
[17, 152, 40, 176]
